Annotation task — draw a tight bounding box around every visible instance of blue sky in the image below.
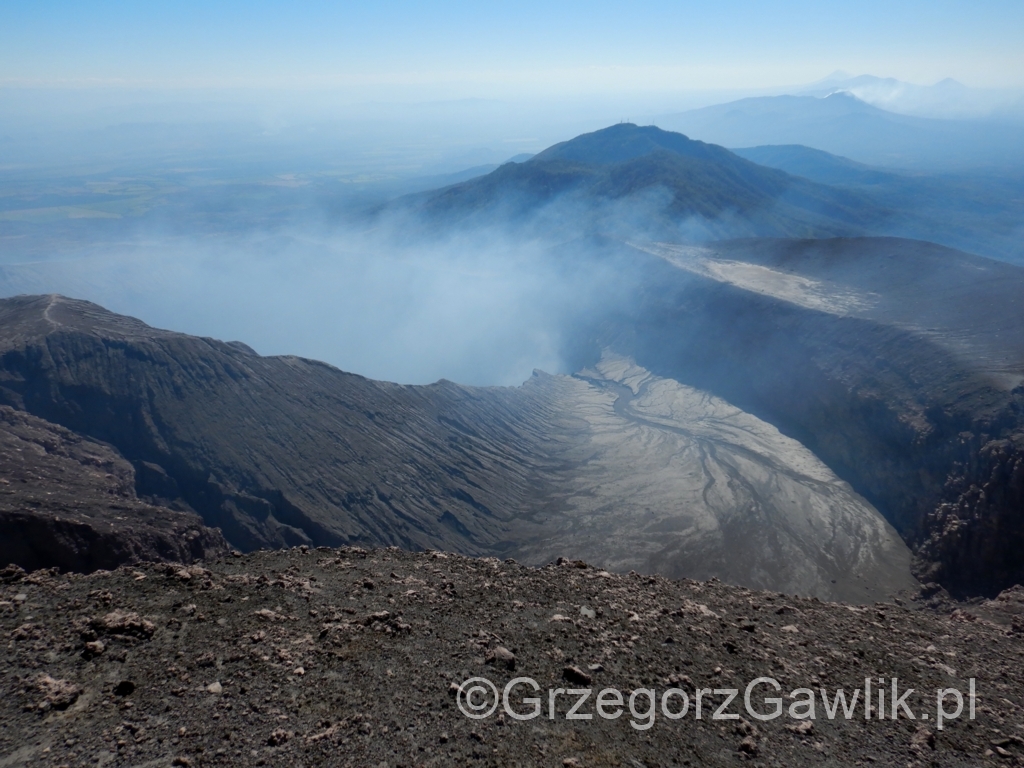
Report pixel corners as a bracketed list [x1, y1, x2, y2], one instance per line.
[1, 0, 1022, 93]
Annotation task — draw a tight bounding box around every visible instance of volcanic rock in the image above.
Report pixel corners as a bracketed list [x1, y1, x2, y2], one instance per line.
[0, 294, 915, 601]
[0, 405, 228, 573]
[0, 548, 1020, 767]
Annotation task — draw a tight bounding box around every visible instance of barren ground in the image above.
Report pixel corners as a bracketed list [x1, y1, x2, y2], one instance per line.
[2, 548, 1023, 767]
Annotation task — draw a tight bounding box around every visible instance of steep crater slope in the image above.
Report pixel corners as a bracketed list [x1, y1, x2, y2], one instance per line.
[0, 406, 227, 572]
[0, 295, 913, 601]
[600, 236, 1024, 596]
[0, 295, 561, 557]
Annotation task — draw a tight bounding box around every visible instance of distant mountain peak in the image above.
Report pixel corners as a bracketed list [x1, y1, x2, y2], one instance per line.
[531, 122, 727, 166]
[395, 121, 882, 241]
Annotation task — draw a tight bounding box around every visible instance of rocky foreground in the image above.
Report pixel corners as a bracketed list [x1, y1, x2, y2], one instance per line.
[3, 548, 1024, 767]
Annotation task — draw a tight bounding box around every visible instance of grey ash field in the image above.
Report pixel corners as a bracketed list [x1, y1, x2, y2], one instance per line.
[5, 547, 1024, 768]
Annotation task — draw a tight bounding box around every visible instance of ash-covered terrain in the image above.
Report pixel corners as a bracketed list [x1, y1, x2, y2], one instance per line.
[4, 225, 1024, 602]
[0, 295, 912, 602]
[3, 548, 1024, 767]
[588, 236, 1024, 597]
[508, 355, 913, 602]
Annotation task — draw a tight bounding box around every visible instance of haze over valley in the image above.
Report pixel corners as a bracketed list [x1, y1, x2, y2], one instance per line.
[3, 4, 1024, 763]
[3, 88, 1024, 600]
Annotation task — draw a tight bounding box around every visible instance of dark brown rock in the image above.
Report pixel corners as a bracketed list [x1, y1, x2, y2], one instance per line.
[0, 547, 1020, 767]
[485, 646, 516, 671]
[562, 665, 592, 685]
[35, 674, 80, 710]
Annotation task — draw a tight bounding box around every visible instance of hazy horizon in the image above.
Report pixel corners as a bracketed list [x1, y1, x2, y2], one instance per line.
[2, 1, 1024, 386]
[3, 0, 1024, 168]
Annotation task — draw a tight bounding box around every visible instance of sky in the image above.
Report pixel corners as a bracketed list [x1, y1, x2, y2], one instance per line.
[1, 1, 1023, 388]
[2, 0, 1023, 95]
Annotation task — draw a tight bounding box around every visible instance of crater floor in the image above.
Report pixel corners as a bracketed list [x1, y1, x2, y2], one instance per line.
[515, 355, 916, 602]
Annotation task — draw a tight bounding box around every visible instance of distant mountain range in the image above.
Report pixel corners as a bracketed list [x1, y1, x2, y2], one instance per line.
[655, 92, 1024, 171]
[397, 123, 885, 239]
[389, 122, 1024, 263]
[799, 71, 1024, 121]
[730, 143, 1024, 263]
[732, 144, 899, 186]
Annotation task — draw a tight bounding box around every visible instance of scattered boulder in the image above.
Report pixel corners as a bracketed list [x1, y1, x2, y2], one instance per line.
[0, 564, 26, 583]
[82, 640, 105, 658]
[35, 675, 80, 710]
[562, 666, 592, 686]
[912, 726, 936, 752]
[485, 646, 516, 671]
[89, 611, 156, 639]
[267, 728, 293, 746]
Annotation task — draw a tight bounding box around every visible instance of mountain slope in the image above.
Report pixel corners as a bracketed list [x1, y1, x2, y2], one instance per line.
[0, 294, 914, 601]
[657, 92, 1024, 170]
[584, 236, 1024, 596]
[0, 406, 228, 572]
[729, 144, 1024, 264]
[400, 123, 884, 239]
[0, 295, 558, 556]
[731, 144, 899, 186]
